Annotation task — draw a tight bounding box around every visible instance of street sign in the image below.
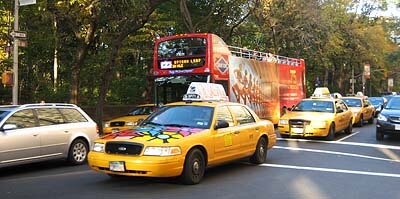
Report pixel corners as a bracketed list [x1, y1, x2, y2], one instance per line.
[18, 40, 28, 47]
[19, 0, 36, 6]
[10, 31, 27, 38]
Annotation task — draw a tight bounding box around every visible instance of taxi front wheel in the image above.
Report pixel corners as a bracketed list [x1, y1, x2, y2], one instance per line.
[326, 124, 335, 141]
[179, 148, 205, 185]
[250, 137, 267, 164]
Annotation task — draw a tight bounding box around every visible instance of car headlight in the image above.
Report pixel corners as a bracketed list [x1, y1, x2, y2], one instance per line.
[311, 120, 327, 128]
[92, 142, 105, 152]
[279, 119, 288, 125]
[103, 123, 110, 128]
[126, 121, 138, 126]
[353, 111, 359, 116]
[377, 114, 388, 122]
[143, 146, 181, 156]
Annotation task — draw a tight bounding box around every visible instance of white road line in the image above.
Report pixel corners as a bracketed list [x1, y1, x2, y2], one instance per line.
[336, 131, 360, 142]
[260, 163, 400, 178]
[277, 137, 400, 150]
[273, 146, 400, 163]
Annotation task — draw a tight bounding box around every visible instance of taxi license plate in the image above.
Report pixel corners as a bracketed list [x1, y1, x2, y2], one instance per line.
[395, 124, 400, 130]
[109, 161, 125, 172]
[291, 128, 304, 134]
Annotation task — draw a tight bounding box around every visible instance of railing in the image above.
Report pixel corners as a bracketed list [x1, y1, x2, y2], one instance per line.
[227, 45, 302, 66]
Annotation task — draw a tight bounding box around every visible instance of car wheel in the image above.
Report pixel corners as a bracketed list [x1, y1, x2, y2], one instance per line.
[250, 137, 268, 164]
[326, 123, 335, 141]
[179, 148, 205, 185]
[376, 130, 384, 141]
[344, 120, 352, 134]
[357, 115, 363, 127]
[368, 116, 374, 124]
[68, 139, 88, 165]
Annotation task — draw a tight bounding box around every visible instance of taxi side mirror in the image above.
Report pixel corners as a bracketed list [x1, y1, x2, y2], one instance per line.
[214, 120, 229, 130]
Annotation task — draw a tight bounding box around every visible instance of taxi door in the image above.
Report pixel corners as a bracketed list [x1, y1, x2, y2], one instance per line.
[228, 105, 258, 155]
[334, 101, 348, 130]
[213, 106, 241, 162]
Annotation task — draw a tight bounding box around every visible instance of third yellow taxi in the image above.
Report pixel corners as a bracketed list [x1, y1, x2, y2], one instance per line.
[341, 94, 375, 127]
[278, 87, 353, 140]
[88, 82, 276, 184]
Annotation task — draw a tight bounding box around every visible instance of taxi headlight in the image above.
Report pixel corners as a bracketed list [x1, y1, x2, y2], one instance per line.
[353, 111, 359, 116]
[377, 114, 387, 122]
[311, 121, 327, 128]
[92, 142, 105, 152]
[126, 121, 137, 126]
[279, 119, 288, 125]
[143, 146, 181, 156]
[103, 123, 110, 128]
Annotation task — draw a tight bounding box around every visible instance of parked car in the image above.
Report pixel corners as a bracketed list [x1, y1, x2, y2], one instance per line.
[0, 103, 99, 168]
[278, 87, 353, 140]
[368, 97, 385, 117]
[376, 96, 400, 140]
[102, 104, 157, 134]
[342, 96, 375, 126]
[88, 82, 276, 184]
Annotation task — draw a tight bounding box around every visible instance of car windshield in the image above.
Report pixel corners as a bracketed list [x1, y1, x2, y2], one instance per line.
[128, 106, 155, 116]
[291, 100, 334, 113]
[368, 97, 383, 106]
[342, 98, 362, 107]
[385, 98, 400, 110]
[142, 105, 214, 129]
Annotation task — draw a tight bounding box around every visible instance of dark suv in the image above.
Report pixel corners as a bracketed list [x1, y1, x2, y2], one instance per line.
[0, 103, 99, 168]
[376, 96, 400, 140]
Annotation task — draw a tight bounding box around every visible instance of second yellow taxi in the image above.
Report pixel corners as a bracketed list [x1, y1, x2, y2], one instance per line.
[278, 87, 353, 140]
[88, 82, 276, 184]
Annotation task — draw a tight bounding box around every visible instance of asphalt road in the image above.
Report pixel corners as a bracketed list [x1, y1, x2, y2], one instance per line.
[1, 121, 400, 199]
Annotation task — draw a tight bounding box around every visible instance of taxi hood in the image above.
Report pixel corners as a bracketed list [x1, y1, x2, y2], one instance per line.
[101, 125, 206, 143]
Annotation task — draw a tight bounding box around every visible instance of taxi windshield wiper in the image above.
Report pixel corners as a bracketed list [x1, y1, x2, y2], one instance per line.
[142, 121, 162, 126]
[164, 123, 191, 127]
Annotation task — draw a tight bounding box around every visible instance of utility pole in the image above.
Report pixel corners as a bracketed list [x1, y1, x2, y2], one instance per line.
[12, 0, 19, 105]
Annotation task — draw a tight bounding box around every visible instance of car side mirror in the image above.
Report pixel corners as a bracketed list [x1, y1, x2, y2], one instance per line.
[2, 123, 17, 130]
[214, 120, 229, 130]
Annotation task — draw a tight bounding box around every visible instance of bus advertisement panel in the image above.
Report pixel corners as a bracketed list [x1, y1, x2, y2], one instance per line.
[153, 33, 305, 124]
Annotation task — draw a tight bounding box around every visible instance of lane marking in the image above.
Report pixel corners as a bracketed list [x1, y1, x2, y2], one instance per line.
[336, 131, 360, 142]
[260, 163, 400, 178]
[273, 146, 400, 163]
[277, 137, 400, 150]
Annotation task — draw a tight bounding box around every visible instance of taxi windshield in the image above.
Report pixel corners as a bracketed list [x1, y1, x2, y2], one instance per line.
[292, 100, 334, 113]
[342, 98, 362, 107]
[141, 105, 214, 129]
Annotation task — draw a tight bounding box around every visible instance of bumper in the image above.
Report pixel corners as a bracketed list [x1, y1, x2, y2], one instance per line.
[278, 126, 328, 137]
[88, 152, 184, 177]
[102, 126, 132, 134]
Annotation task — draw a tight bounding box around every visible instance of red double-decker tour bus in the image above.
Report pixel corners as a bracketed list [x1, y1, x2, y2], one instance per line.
[152, 33, 306, 124]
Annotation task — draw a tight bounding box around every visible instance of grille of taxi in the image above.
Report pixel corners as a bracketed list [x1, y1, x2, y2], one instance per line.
[105, 141, 143, 155]
[110, 121, 125, 127]
[289, 119, 311, 127]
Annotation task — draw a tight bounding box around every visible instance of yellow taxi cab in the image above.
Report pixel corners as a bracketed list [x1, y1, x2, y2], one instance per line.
[278, 87, 353, 140]
[102, 104, 157, 134]
[88, 82, 276, 184]
[341, 94, 375, 127]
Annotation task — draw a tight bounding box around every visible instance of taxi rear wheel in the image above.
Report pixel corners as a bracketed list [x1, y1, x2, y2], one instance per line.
[179, 148, 205, 185]
[326, 124, 335, 141]
[344, 120, 352, 134]
[250, 137, 267, 164]
[357, 115, 364, 127]
[368, 116, 374, 124]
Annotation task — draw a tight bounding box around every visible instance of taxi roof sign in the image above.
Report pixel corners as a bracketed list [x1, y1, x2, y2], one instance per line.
[183, 82, 229, 102]
[312, 87, 331, 98]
